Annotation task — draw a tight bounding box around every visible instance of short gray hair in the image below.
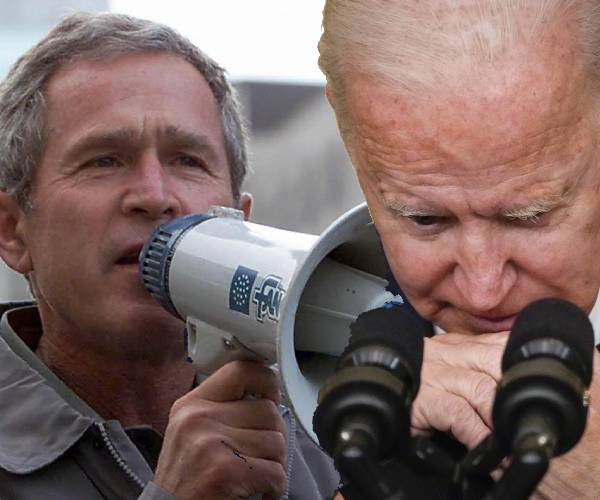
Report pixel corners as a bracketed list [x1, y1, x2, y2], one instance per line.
[0, 12, 249, 206]
[319, 0, 600, 98]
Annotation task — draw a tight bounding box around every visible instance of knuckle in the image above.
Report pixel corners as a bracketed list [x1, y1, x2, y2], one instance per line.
[470, 375, 496, 422]
[471, 426, 492, 446]
[168, 400, 216, 434]
[270, 431, 287, 462]
[275, 463, 288, 492]
[168, 395, 188, 419]
[263, 366, 279, 385]
[192, 432, 218, 450]
[259, 397, 277, 412]
[453, 397, 476, 422]
[411, 387, 435, 429]
[167, 403, 191, 433]
[471, 375, 496, 401]
[220, 360, 246, 377]
[273, 413, 287, 435]
[266, 462, 288, 497]
[273, 429, 287, 449]
[256, 399, 282, 425]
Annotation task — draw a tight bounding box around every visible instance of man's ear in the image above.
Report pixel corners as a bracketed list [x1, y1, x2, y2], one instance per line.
[238, 192, 253, 221]
[0, 192, 32, 274]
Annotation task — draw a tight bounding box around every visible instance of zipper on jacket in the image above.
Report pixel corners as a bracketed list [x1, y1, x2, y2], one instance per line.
[282, 406, 296, 500]
[95, 421, 147, 490]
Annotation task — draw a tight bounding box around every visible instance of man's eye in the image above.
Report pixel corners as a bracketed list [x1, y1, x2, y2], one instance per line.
[173, 155, 204, 169]
[88, 156, 120, 168]
[408, 215, 445, 226]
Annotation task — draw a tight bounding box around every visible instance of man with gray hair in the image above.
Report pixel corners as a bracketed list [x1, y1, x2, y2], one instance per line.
[320, 0, 600, 497]
[0, 12, 338, 500]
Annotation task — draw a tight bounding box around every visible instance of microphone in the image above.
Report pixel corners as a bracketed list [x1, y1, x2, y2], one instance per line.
[488, 298, 594, 498]
[313, 303, 427, 499]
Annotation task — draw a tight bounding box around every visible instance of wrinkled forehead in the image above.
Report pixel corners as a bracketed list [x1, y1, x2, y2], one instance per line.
[342, 29, 598, 172]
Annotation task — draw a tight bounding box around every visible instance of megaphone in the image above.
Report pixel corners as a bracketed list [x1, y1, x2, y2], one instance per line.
[139, 202, 399, 445]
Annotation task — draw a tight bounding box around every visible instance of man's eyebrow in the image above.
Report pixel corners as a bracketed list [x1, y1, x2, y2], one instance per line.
[383, 193, 571, 220]
[65, 128, 137, 160]
[63, 126, 222, 162]
[500, 193, 571, 220]
[162, 126, 221, 160]
[382, 198, 436, 216]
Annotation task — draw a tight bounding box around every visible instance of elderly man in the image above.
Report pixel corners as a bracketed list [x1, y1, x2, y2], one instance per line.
[319, 0, 600, 497]
[0, 12, 338, 500]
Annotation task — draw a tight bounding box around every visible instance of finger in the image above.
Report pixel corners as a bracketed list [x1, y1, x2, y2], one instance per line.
[224, 456, 287, 499]
[220, 427, 287, 464]
[173, 397, 286, 433]
[412, 385, 492, 449]
[167, 398, 287, 438]
[425, 334, 505, 381]
[422, 362, 497, 427]
[433, 331, 509, 347]
[193, 361, 281, 403]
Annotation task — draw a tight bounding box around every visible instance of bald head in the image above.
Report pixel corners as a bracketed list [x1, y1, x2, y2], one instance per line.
[319, 0, 600, 98]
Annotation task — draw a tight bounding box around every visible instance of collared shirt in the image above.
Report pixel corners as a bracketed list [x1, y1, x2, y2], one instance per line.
[0, 303, 339, 500]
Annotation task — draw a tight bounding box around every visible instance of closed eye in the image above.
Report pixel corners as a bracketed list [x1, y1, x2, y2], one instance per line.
[384, 201, 451, 232]
[408, 215, 448, 226]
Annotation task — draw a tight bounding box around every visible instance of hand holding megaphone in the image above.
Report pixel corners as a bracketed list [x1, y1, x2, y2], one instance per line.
[153, 360, 286, 500]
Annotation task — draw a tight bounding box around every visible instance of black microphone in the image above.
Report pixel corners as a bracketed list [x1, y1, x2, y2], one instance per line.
[488, 298, 594, 499]
[313, 302, 427, 499]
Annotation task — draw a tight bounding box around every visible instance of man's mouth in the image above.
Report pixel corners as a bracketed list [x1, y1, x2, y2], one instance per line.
[116, 255, 139, 265]
[469, 314, 516, 332]
[116, 245, 143, 266]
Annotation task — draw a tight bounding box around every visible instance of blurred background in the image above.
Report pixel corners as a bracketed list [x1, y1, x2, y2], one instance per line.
[0, 0, 364, 301]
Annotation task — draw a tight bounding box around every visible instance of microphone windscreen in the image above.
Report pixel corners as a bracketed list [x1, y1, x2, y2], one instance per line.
[502, 298, 594, 384]
[346, 304, 426, 392]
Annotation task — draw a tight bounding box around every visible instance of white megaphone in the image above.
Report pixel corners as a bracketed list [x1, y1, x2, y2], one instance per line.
[139, 203, 400, 445]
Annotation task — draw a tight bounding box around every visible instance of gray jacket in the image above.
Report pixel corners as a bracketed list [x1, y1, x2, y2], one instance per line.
[0, 303, 339, 499]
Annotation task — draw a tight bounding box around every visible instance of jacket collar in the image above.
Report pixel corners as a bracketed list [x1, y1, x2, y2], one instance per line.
[0, 305, 98, 473]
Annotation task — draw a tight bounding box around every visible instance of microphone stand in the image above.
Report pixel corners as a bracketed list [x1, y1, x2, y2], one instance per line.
[483, 409, 557, 500]
[484, 445, 549, 500]
[337, 433, 497, 500]
[334, 425, 407, 500]
[337, 430, 552, 500]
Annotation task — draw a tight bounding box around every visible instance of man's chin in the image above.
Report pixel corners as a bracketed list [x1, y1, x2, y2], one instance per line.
[104, 293, 181, 330]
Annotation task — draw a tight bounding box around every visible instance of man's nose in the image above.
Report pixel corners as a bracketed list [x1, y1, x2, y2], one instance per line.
[452, 228, 517, 313]
[121, 155, 181, 219]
